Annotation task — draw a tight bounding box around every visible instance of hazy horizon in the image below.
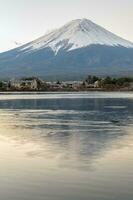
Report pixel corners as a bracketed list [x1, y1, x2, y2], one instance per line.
[0, 0, 133, 52]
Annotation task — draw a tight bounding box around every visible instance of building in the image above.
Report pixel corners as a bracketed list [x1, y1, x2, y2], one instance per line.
[94, 80, 101, 88]
[10, 79, 38, 90]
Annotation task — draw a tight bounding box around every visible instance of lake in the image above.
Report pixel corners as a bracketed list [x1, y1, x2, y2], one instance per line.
[0, 92, 133, 200]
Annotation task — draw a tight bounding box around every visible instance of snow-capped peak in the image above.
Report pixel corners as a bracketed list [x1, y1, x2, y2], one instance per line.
[21, 18, 133, 54]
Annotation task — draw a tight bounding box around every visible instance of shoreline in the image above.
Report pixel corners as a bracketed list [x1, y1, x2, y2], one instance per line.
[0, 89, 132, 93]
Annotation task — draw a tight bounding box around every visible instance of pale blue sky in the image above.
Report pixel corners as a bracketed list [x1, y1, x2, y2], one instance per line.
[0, 0, 133, 52]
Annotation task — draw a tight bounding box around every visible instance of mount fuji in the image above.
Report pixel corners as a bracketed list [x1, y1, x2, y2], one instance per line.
[0, 18, 133, 80]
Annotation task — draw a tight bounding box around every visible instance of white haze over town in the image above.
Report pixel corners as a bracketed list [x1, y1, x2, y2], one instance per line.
[0, 0, 133, 52]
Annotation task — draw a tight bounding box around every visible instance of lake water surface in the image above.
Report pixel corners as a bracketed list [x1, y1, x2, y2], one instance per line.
[0, 92, 133, 200]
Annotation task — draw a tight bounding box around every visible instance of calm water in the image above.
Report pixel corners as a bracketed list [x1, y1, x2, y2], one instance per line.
[0, 92, 133, 200]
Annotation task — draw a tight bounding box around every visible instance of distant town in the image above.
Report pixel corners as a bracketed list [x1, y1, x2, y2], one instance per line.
[0, 75, 133, 92]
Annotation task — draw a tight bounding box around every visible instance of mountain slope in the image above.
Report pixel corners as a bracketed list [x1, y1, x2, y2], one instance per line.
[0, 18, 133, 80]
[20, 18, 133, 54]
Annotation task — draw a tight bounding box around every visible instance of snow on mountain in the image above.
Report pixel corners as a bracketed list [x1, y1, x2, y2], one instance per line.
[21, 18, 133, 54]
[0, 18, 133, 80]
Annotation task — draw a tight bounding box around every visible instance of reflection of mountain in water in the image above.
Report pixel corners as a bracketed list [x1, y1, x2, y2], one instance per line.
[0, 96, 133, 170]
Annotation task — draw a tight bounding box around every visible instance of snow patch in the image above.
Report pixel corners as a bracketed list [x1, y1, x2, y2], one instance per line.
[20, 19, 133, 54]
